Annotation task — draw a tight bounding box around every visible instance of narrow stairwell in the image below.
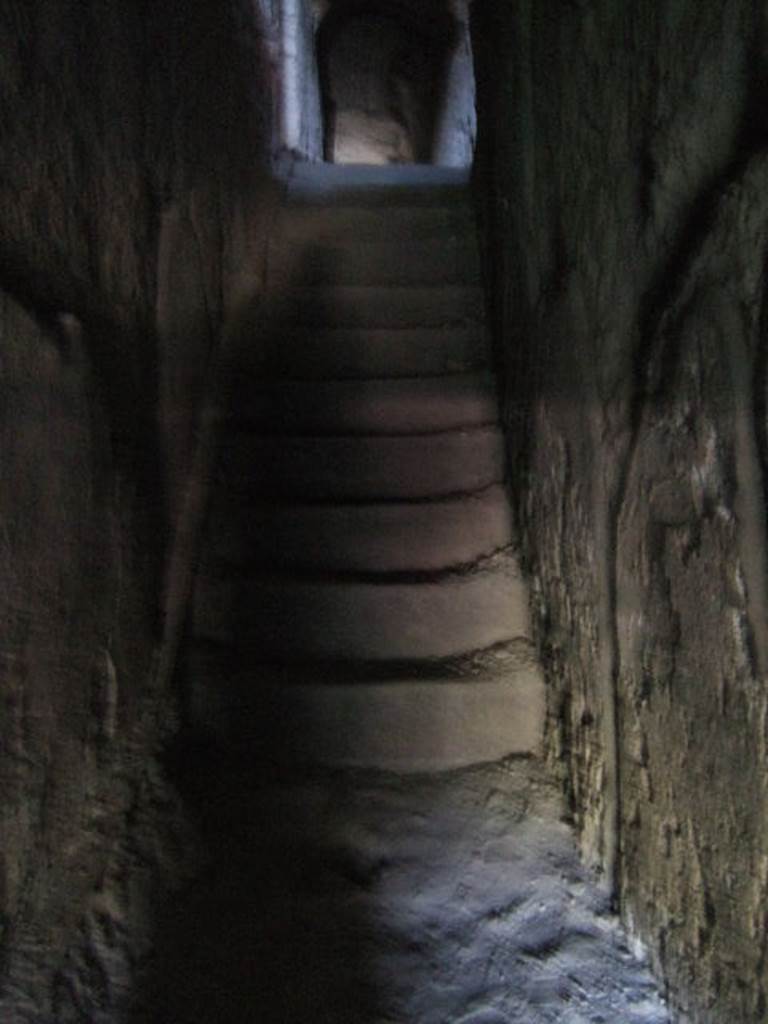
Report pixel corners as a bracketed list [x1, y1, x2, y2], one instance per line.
[165, 163, 671, 1024]
[183, 163, 544, 771]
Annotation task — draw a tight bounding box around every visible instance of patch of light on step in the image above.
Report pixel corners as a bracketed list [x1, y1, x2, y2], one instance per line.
[321, 764, 673, 1023]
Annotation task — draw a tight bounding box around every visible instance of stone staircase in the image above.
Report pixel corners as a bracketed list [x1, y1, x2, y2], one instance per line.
[164, 166, 672, 1024]
[181, 163, 544, 771]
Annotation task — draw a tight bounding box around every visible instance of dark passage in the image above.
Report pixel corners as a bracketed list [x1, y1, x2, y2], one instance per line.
[317, 2, 458, 163]
[3, 4, 763, 1022]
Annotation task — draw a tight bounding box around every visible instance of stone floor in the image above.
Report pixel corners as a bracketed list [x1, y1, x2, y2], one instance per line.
[141, 751, 671, 1024]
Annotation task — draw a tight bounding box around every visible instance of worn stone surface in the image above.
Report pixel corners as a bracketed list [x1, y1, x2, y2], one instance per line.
[228, 372, 498, 434]
[219, 425, 506, 499]
[273, 284, 485, 329]
[474, 2, 768, 1019]
[203, 483, 513, 573]
[191, 553, 530, 659]
[231, 324, 489, 380]
[187, 667, 545, 770]
[136, 753, 670, 1023]
[268, 235, 482, 286]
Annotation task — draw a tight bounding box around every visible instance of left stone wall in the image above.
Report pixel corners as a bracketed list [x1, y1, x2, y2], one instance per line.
[0, 2, 276, 1017]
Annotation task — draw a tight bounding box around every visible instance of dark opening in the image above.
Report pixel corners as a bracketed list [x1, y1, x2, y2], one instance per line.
[317, 1, 459, 164]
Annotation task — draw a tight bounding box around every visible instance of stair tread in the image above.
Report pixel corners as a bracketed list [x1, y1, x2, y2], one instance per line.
[189, 555, 529, 661]
[271, 285, 484, 329]
[285, 163, 472, 207]
[287, 162, 471, 188]
[278, 204, 475, 243]
[268, 236, 481, 287]
[203, 483, 514, 574]
[184, 661, 544, 770]
[224, 371, 499, 435]
[218, 425, 506, 500]
[229, 325, 489, 380]
[184, 634, 538, 677]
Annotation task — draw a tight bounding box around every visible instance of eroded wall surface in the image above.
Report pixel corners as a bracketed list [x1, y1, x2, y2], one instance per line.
[0, 2, 275, 1018]
[474, 3, 768, 1020]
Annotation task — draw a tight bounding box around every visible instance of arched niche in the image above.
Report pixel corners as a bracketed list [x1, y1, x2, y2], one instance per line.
[314, 0, 475, 166]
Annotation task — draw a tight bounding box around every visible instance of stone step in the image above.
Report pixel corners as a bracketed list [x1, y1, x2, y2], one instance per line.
[203, 483, 514, 574]
[286, 183, 473, 206]
[228, 326, 489, 380]
[183, 658, 545, 772]
[267, 237, 481, 287]
[271, 285, 484, 330]
[225, 372, 499, 435]
[218, 425, 506, 500]
[285, 163, 471, 207]
[278, 205, 475, 244]
[287, 161, 471, 189]
[189, 555, 529, 660]
[286, 184, 473, 209]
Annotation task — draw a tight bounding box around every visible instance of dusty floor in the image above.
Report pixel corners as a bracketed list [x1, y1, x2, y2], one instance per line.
[143, 752, 672, 1024]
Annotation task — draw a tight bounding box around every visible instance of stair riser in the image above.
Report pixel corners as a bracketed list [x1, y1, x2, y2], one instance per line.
[286, 162, 471, 191]
[184, 672, 545, 771]
[218, 427, 507, 501]
[279, 207, 475, 244]
[268, 239, 481, 288]
[203, 485, 514, 574]
[228, 327, 489, 381]
[183, 166, 535, 738]
[273, 287, 484, 330]
[225, 372, 499, 435]
[285, 184, 473, 209]
[189, 565, 530, 661]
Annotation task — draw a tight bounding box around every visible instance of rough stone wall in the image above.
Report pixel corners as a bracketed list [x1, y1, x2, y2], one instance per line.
[0, 2, 274, 1018]
[431, 0, 476, 168]
[473, 2, 768, 1020]
[278, 0, 324, 159]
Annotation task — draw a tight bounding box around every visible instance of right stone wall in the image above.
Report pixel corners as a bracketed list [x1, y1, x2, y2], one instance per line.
[473, 3, 768, 1020]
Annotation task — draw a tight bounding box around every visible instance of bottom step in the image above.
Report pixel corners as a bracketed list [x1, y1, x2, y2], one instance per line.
[185, 665, 545, 773]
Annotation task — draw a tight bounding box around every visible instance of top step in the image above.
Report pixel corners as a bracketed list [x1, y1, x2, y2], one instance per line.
[284, 162, 473, 207]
